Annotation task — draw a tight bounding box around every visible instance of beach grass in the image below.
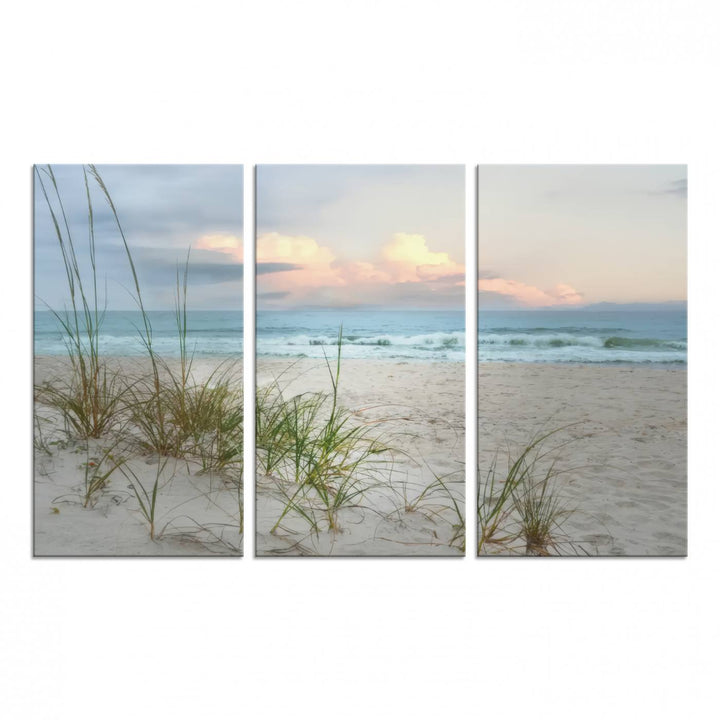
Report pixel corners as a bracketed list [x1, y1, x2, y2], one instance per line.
[256, 334, 467, 554]
[512, 463, 572, 555]
[477, 426, 581, 556]
[33, 412, 53, 457]
[34, 165, 130, 439]
[81, 441, 126, 508]
[119, 457, 169, 540]
[393, 468, 465, 550]
[258, 330, 393, 536]
[34, 164, 244, 552]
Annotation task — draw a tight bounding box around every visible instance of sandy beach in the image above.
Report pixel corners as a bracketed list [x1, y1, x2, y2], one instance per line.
[256, 358, 465, 556]
[33, 356, 243, 557]
[478, 363, 687, 556]
[34, 355, 685, 557]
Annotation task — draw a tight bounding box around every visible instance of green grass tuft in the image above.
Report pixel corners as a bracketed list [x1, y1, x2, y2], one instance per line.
[478, 425, 582, 556]
[34, 165, 244, 547]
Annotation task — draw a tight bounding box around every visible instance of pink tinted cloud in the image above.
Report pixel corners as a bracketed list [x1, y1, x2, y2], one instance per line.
[478, 277, 584, 307]
[380, 233, 464, 282]
[194, 233, 243, 261]
[256, 231, 464, 304]
[257, 232, 345, 289]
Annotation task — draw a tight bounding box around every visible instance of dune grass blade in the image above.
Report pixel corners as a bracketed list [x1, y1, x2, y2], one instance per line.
[257, 384, 321, 475]
[263, 328, 393, 536]
[120, 458, 169, 540]
[512, 463, 571, 555]
[421, 471, 465, 549]
[478, 426, 579, 555]
[85, 164, 174, 452]
[175, 248, 192, 391]
[34, 165, 128, 439]
[33, 413, 52, 456]
[81, 442, 126, 508]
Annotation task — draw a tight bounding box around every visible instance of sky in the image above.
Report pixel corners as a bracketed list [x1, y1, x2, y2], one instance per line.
[34, 165, 684, 313]
[478, 165, 687, 309]
[256, 165, 465, 309]
[34, 165, 244, 310]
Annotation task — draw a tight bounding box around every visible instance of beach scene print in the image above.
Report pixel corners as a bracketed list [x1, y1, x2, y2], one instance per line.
[256, 165, 465, 556]
[477, 165, 687, 556]
[33, 165, 244, 556]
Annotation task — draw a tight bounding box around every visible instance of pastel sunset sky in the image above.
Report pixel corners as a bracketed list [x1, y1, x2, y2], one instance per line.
[34, 165, 243, 310]
[478, 165, 687, 309]
[256, 165, 465, 309]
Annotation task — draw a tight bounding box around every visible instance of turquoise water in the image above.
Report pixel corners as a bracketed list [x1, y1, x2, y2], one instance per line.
[478, 310, 687, 364]
[34, 308, 687, 364]
[34, 311, 243, 357]
[256, 309, 465, 362]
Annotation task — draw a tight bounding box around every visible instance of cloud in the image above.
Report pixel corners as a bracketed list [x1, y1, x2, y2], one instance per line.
[108, 246, 244, 286]
[257, 233, 344, 289]
[478, 277, 583, 307]
[256, 165, 463, 239]
[258, 291, 291, 300]
[195, 233, 243, 259]
[552, 283, 584, 304]
[257, 262, 302, 275]
[660, 178, 687, 198]
[333, 260, 392, 284]
[382, 232, 450, 268]
[380, 233, 464, 282]
[34, 165, 244, 310]
[180, 262, 242, 284]
[649, 177, 687, 199]
[35, 166, 244, 251]
[256, 231, 465, 307]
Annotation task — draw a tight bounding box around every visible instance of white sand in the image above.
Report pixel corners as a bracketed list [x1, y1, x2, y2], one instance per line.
[255, 358, 466, 556]
[478, 363, 687, 556]
[33, 357, 243, 556]
[34, 356, 684, 557]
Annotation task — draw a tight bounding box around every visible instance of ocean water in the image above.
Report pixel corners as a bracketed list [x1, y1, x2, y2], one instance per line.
[256, 310, 465, 362]
[35, 308, 688, 364]
[34, 311, 244, 357]
[479, 310, 687, 364]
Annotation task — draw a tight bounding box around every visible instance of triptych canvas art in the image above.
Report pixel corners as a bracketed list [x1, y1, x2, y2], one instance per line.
[32, 164, 687, 557]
